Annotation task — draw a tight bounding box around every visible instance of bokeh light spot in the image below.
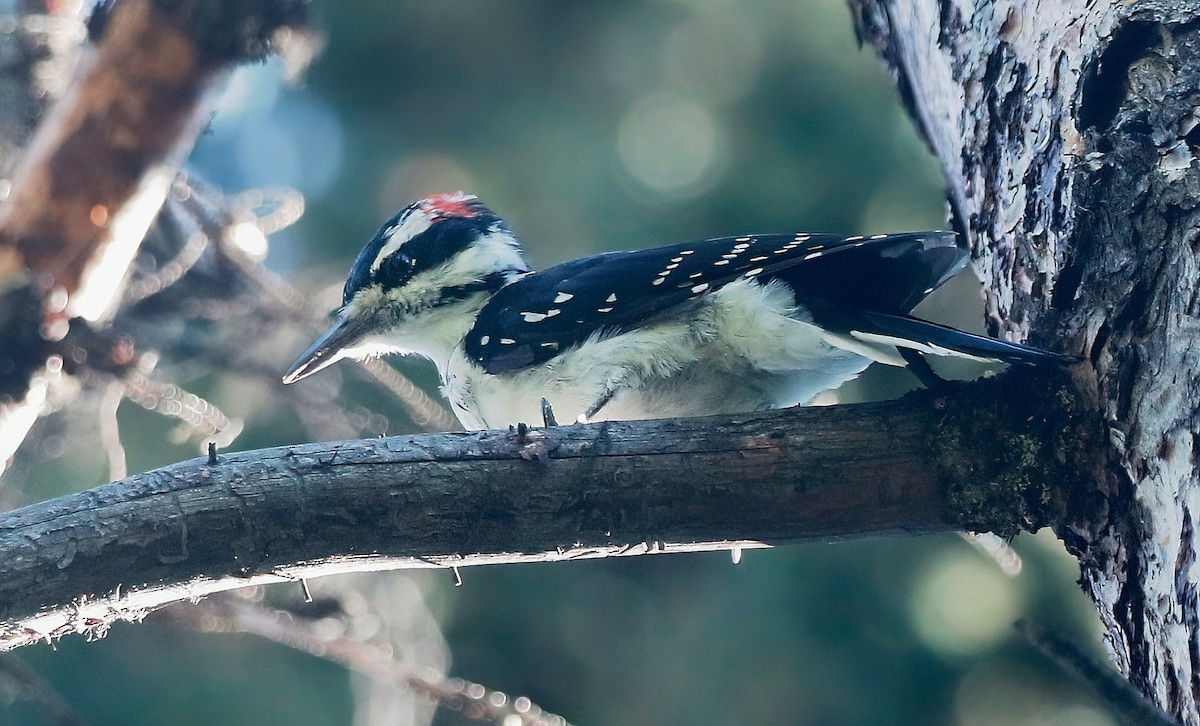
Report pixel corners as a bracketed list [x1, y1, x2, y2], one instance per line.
[617, 93, 724, 197]
[662, 10, 764, 105]
[378, 153, 478, 217]
[225, 222, 269, 260]
[910, 551, 1021, 657]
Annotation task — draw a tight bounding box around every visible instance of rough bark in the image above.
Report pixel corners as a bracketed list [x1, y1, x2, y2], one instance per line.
[0, 371, 1101, 652]
[850, 0, 1200, 721]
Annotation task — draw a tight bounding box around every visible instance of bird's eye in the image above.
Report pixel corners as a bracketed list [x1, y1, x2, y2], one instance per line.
[378, 252, 417, 285]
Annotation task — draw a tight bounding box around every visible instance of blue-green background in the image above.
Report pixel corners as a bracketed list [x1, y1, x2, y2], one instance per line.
[6, 2, 1111, 724]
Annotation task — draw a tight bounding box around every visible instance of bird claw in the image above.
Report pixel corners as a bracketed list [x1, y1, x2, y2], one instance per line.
[540, 397, 559, 427]
[508, 422, 555, 462]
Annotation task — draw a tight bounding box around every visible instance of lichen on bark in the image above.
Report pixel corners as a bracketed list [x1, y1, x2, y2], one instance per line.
[929, 369, 1099, 538]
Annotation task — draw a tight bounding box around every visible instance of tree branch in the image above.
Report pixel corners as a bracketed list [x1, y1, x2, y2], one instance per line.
[0, 369, 1101, 652]
[0, 0, 309, 472]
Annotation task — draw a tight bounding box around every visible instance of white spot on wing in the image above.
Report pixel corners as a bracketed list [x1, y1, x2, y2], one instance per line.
[691, 282, 710, 293]
[500, 338, 516, 345]
[479, 335, 490, 345]
[598, 306, 614, 313]
[745, 267, 764, 277]
[804, 252, 823, 260]
[545, 309, 562, 318]
[605, 293, 617, 303]
[554, 292, 574, 303]
[714, 260, 730, 266]
[521, 311, 547, 323]
[653, 277, 666, 286]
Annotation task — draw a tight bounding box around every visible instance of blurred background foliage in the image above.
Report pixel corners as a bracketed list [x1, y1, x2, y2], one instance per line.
[5, 0, 1114, 724]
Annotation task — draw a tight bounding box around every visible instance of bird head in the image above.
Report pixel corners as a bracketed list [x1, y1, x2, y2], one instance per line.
[282, 193, 529, 384]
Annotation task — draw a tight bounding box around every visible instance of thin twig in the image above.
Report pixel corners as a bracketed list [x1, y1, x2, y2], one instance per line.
[0, 654, 83, 726]
[357, 357, 458, 432]
[120, 371, 243, 448]
[167, 599, 573, 726]
[97, 379, 127, 481]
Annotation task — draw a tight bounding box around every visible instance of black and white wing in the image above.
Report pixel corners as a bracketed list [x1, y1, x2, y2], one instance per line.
[462, 231, 1068, 374]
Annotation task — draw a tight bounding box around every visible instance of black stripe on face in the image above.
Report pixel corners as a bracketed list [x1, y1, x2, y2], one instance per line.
[342, 204, 507, 305]
[434, 271, 511, 307]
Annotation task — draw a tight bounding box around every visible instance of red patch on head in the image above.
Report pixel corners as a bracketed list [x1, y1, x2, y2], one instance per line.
[421, 193, 479, 220]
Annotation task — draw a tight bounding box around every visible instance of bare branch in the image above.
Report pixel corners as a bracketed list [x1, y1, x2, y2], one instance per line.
[0, 0, 310, 473]
[0, 369, 1102, 652]
[165, 597, 573, 726]
[0, 0, 306, 312]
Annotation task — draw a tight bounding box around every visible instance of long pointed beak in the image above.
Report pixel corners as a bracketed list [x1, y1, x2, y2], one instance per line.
[282, 315, 369, 384]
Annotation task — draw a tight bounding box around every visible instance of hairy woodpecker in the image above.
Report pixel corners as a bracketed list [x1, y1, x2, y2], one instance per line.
[283, 193, 1071, 429]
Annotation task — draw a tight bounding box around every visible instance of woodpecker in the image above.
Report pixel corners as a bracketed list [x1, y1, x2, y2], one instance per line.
[283, 193, 1071, 430]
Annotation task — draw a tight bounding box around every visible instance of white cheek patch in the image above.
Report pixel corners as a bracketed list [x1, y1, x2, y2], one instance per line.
[451, 229, 528, 278]
[349, 230, 512, 320]
[371, 209, 434, 273]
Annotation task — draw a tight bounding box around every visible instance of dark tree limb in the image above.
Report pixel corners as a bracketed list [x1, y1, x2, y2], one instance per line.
[1019, 622, 1179, 726]
[0, 369, 1101, 652]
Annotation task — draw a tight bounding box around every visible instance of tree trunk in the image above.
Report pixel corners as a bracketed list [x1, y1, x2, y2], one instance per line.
[850, 0, 1200, 721]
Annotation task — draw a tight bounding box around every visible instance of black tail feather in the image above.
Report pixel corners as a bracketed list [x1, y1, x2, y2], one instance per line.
[858, 311, 1079, 365]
